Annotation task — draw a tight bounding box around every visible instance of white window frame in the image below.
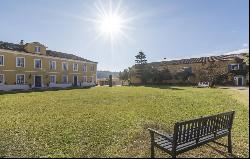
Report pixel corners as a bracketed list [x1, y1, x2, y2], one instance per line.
[16, 74, 25, 85]
[0, 74, 4, 85]
[73, 63, 78, 71]
[50, 75, 56, 84]
[34, 59, 42, 69]
[62, 75, 68, 84]
[90, 65, 95, 72]
[83, 76, 87, 83]
[33, 75, 43, 88]
[49, 61, 57, 70]
[0, 55, 4, 66]
[73, 75, 78, 84]
[35, 46, 41, 53]
[62, 62, 68, 71]
[16, 57, 25, 68]
[83, 64, 87, 72]
[231, 64, 240, 70]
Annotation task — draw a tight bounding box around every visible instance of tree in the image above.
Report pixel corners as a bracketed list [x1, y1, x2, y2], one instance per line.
[243, 54, 249, 65]
[175, 67, 194, 83]
[152, 68, 173, 83]
[119, 69, 129, 81]
[135, 51, 147, 65]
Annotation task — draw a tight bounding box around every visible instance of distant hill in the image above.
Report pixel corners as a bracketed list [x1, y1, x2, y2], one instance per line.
[97, 71, 120, 79]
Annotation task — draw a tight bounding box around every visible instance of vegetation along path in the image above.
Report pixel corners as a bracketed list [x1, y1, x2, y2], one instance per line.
[0, 86, 248, 158]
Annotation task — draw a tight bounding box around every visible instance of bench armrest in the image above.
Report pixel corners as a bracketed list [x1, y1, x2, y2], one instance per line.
[148, 128, 173, 142]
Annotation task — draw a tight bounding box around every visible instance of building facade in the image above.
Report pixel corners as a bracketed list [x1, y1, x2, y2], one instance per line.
[0, 41, 97, 91]
[131, 52, 249, 86]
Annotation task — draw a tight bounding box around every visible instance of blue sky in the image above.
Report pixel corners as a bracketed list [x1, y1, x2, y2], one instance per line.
[0, 0, 249, 71]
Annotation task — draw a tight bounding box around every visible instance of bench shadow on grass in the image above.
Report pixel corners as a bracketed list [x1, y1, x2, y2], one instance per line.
[205, 143, 238, 158]
[0, 86, 92, 95]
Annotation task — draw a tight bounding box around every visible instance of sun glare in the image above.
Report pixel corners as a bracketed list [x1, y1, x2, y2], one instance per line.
[100, 14, 122, 35]
[83, 0, 136, 48]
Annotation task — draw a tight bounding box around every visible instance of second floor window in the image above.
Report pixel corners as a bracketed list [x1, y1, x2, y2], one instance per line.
[0, 74, 4, 85]
[35, 46, 41, 53]
[16, 74, 25, 85]
[90, 65, 95, 72]
[34, 59, 42, 69]
[0, 55, 4, 66]
[228, 64, 241, 71]
[16, 57, 25, 67]
[73, 63, 78, 71]
[62, 62, 68, 71]
[83, 64, 87, 72]
[50, 61, 56, 70]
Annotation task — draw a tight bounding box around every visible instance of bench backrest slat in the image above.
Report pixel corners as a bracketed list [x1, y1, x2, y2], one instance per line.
[173, 111, 235, 146]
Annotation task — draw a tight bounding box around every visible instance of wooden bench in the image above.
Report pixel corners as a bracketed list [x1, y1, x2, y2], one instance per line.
[148, 111, 235, 158]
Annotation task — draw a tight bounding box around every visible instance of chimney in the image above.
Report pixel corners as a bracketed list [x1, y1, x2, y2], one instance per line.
[20, 40, 24, 45]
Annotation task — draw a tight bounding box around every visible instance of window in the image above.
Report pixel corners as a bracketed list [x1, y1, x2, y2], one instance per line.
[83, 64, 87, 72]
[34, 59, 42, 69]
[16, 74, 25, 85]
[62, 62, 68, 71]
[16, 57, 25, 67]
[83, 76, 87, 82]
[183, 67, 192, 73]
[228, 64, 240, 71]
[90, 65, 95, 72]
[0, 55, 4, 66]
[35, 46, 41, 53]
[0, 74, 4, 85]
[50, 61, 56, 70]
[62, 75, 68, 83]
[50, 75, 56, 84]
[73, 63, 78, 71]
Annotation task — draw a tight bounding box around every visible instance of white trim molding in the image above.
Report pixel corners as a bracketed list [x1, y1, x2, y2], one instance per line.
[3, 70, 16, 72]
[0, 48, 98, 64]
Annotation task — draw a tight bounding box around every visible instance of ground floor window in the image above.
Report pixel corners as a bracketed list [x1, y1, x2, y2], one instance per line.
[0, 74, 4, 85]
[83, 76, 87, 82]
[16, 74, 25, 84]
[62, 75, 68, 84]
[50, 75, 56, 84]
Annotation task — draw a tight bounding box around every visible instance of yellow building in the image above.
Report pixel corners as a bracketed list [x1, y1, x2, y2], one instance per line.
[0, 41, 97, 91]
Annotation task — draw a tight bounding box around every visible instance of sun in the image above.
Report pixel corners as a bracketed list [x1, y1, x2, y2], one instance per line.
[100, 14, 122, 35]
[83, 0, 136, 48]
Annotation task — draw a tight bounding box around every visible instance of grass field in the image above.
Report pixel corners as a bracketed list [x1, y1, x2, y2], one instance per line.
[0, 86, 249, 158]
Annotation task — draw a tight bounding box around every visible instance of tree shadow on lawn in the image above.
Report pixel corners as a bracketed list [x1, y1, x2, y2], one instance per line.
[0, 86, 92, 96]
[143, 85, 185, 90]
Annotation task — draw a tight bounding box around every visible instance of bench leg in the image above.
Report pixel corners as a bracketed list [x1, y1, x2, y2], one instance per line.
[172, 154, 176, 158]
[150, 142, 155, 158]
[228, 133, 232, 153]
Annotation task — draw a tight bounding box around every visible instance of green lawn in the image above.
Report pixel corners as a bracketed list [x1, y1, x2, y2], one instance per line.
[0, 86, 249, 158]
